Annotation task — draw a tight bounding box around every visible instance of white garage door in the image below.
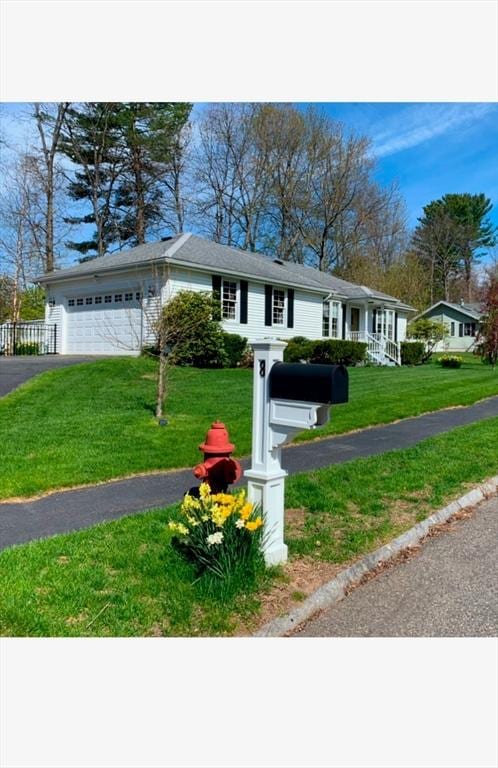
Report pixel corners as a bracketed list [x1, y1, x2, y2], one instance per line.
[65, 291, 143, 354]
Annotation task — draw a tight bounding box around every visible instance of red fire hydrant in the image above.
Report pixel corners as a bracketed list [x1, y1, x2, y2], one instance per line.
[192, 421, 242, 494]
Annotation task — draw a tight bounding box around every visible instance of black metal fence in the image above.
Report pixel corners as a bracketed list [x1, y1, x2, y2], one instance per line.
[0, 323, 57, 356]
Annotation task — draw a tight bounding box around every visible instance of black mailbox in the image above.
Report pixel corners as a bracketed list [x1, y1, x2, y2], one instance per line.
[269, 362, 349, 405]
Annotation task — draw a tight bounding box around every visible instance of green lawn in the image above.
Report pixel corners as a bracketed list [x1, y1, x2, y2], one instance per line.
[1, 415, 497, 637]
[0, 353, 496, 499]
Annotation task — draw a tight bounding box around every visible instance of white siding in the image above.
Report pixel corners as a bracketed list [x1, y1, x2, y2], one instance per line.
[45, 294, 63, 353]
[397, 315, 407, 342]
[167, 267, 324, 341]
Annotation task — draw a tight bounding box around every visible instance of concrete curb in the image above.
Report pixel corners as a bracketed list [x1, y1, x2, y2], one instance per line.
[254, 475, 498, 637]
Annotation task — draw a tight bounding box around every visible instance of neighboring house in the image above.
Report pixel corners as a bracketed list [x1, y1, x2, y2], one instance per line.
[36, 233, 415, 365]
[413, 300, 483, 352]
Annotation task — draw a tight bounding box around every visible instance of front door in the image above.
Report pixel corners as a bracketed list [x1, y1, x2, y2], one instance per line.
[350, 307, 360, 333]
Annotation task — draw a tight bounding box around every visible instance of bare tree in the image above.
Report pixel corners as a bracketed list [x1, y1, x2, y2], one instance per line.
[413, 208, 464, 303]
[160, 122, 192, 234]
[0, 154, 47, 319]
[33, 103, 70, 271]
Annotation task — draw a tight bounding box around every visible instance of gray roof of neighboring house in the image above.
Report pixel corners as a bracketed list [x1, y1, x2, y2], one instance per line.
[414, 300, 483, 321]
[36, 233, 415, 310]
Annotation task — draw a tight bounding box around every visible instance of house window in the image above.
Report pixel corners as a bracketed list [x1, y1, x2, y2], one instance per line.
[450, 321, 455, 336]
[135, 292, 142, 301]
[464, 322, 476, 336]
[272, 288, 285, 325]
[330, 301, 340, 338]
[322, 302, 330, 337]
[95, 296, 102, 305]
[68, 299, 75, 307]
[114, 294, 123, 303]
[85, 297, 93, 305]
[104, 295, 112, 303]
[222, 280, 237, 320]
[76, 298, 84, 306]
[125, 292, 133, 302]
[48, 298, 56, 308]
[376, 308, 395, 340]
[322, 301, 340, 338]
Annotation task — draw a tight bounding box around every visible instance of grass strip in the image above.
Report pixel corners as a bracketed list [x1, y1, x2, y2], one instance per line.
[1, 415, 497, 637]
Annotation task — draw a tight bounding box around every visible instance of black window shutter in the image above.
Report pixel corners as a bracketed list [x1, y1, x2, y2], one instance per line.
[342, 303, 347, 339]
[372, 309, 377, 334]
[287, 288, 294, 328]
[459, 323, 463, 337]
[240, 280, 248, 324]
[212, 275, 221, 321]
[264, 285, 273, 326]
[394, 312, 398, 342]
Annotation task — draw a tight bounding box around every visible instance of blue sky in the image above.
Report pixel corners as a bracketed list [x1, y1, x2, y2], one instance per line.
[308, 102, 498, 231]
[2, 101, 498, 236]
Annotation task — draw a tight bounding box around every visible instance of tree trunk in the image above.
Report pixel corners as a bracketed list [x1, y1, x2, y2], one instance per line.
[132, 144, 146, 245]
[156, 351, 167, 419]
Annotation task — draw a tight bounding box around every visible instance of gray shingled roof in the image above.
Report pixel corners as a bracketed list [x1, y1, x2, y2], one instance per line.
[36, 236, 183, 281]
[37, 233, 414, 309]
[414, 300, 483, 321]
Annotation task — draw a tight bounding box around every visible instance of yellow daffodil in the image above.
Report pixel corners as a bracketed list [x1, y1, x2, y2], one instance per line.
[239, 502, 253, 520]
[168, 522, 189, 536]
[199, 482, 211, 502]
[182, 494, 201, 512]
[245, 517, 263, 532]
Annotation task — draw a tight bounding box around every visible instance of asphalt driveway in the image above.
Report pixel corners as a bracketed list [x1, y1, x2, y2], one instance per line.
[0, 356, 101, 398]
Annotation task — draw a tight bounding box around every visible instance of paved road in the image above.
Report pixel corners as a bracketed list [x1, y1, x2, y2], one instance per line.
[0, 356, 101, 398]
[1, 395, 498, 550]
[293, 495, 498, 637]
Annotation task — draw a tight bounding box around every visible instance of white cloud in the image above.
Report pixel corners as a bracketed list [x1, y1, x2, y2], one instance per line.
[372, 103, 496, 158]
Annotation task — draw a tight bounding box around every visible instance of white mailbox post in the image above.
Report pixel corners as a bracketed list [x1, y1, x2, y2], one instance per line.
[245, 340, 348, 565]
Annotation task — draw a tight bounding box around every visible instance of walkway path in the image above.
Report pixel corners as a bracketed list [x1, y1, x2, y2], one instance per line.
[292, 494, 498, 637]
[0, 356, 101, 398]
[1, 395, 498, 550]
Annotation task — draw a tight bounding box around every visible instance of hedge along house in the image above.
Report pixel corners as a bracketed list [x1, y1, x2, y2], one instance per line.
[37, 233, 415, 364]
[412, 300, 483, 352]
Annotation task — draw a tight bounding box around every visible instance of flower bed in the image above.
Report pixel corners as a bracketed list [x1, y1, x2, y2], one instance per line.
[436, 355, 464, 368]
[169, 483, 265, 591]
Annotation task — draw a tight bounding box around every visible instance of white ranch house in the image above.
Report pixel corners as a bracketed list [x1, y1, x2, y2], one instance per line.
[413, 300, 483, 352]
[37, 233, 414, 364]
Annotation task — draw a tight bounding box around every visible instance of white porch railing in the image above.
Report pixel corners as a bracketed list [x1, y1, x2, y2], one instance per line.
[348, 331, 401, 365]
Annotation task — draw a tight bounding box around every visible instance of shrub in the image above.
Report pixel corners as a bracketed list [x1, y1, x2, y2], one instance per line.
[239, 347, 254, 368]
[14, 342, 41, 355]
[283, 336, 314, 363]
[168, 483, 265, 594]
[400, 341, 425, 366]
[161, 290, 228, 368]
[407, 318, 448, 363]
[140, 344, 159, 357]
[437, 354, 463, 368]
[308, 339, 367, 366]
[222, 332, 248, 368]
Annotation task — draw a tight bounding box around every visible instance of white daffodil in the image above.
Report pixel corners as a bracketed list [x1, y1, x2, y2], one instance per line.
[206, 532, 224, 547]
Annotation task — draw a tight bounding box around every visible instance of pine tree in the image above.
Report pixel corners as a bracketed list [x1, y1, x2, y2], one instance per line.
[60, 103, 125, 259]
[112, 103, 192, 246]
